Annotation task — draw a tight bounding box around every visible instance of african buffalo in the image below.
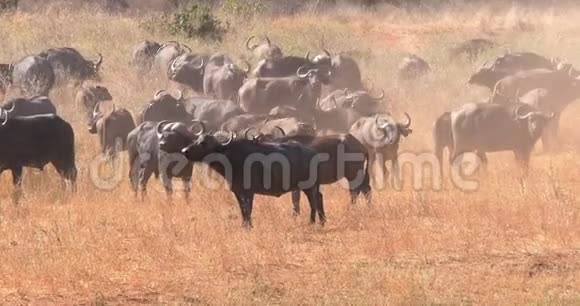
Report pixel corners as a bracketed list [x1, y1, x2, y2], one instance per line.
[398, 54, 431, 80]
[203, 54, 249, 101]
[239, 66, 331, 114]
[153, 41, 190, 78]
[449, 38, 494, 60]
[181, 133, 326, 227]
[245, 35, 283, 61]
[168, 52, 208, 92]
[311, 51, 363, 90]
[88, 104, 136, 156]
[319, 88, 384, 116]
[433, 111, 453, 168]
[11, 55, 55, 97]
[0, 63, 12, 99]
[138, 90, 191, 124]
[252, 53, 315, 78]
[0, 96, 56, 117]
[127, 120, 204, 200]
[37, 47, 102, 85]
[349, 113, 412, 182]
[131, 40, 162, 74]
[450, 103, 553, 170]
[184, 96, 244, 132]
[469, 52, 556, 90]
[0, 110, 77, 190]
[75, 84, 113, 123]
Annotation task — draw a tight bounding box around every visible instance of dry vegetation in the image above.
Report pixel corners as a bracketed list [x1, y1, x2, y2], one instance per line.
[0, 3, 580, 304]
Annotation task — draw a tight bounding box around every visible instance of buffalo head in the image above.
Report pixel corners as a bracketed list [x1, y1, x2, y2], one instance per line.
[157, 119, 206, 153]
[181, 131, 234, 162]
[514, 105, 554, 140]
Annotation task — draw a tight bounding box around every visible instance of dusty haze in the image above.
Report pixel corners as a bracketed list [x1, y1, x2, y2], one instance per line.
[0, 2, 579, 304]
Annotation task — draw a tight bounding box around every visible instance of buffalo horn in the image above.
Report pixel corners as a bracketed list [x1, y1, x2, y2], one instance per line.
[296, 66, 309, 78]
[175, 89, 183, 101]
[246, 36, 258, 51]
[243, 60, 251, 74]
[194, 57, 204, 70]
[222, 132, 234, 145]
[94, 53, 103, 70]
[190, 119, 206, 136]
[515, 105, 533, 120]
[323, 49, 331, 57]
[244, 126, 258, 140]
[265, 35, 271, 46]
[6, 101, 16, 113]
[154, 89, 165, 99]
[274, 126, 286, 137]
[0, 109, 7, 125]
[371, 89, 385, 101]
[305, 51, 310, 62]
[400, 112, 411, 129]
[92, 103, 101, 118]
[156, 120, 169, 135]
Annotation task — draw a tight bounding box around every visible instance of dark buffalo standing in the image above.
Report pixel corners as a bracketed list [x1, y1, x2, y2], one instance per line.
[311, 51, 363, 90]
[245, 35, 283, 61]
[88, 104, 136, 156]
[153, 41, 191, 77]
[255, 133, 371, 215]
[252, 53, 315, 78]
[37, 47, 102, 85]
[0, 63, 11, 99]
[184, 96, 244, 132]
[0, 96, 56, 117]
[450, 103, 553, 170]
[491, 68, 579, 103]
[138, 90, 191, 124]
[203, 54, 249, 101]
[75, 84, 113, 122]
[131, 40, 162, 74]
[398, 54, 431, 80]
[433, 111, 453, 169]
[239, 67, 331, 114]
[168, 52, 208, 92]
[127, 120, 203, 200]
[469, 52, 556, 90]
[349, 114, 412, 181]
[10, 55, 55, 97]
[181, 133, 326, 227]
[0, 110, 77, 190]
[258, 117, 315, 138]
[517, 87, 580, 151]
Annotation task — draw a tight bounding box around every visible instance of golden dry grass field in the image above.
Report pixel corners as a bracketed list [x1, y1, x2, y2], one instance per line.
[0, 3, 580, 304]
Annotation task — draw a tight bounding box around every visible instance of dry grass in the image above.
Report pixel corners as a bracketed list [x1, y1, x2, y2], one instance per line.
[0, 3, 580, 304]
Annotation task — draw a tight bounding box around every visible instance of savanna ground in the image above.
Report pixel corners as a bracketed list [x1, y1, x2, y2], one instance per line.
[1, 2, 580, 304]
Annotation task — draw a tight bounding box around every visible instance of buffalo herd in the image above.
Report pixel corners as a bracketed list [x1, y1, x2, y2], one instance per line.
[0, 35, 574, 227]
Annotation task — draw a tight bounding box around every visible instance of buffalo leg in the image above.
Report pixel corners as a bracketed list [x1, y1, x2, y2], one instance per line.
[304, 186, 325, 225]
[139, 167, 154, 199]
[476, 151, 488, 174]
[234, 191, 254, 228]
[11, 167, 23, 204]
[542, 113, 560, 152]
[514, 151, 530, 175]
[160, 172, 173, 199]
[51, 161, 77, 191]
[182, 177, 191, 202]
[291, 190, 301, 216]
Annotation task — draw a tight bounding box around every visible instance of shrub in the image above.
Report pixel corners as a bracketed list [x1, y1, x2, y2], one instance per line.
[221, 0, 267, 18]
[170, 3, 227, 42]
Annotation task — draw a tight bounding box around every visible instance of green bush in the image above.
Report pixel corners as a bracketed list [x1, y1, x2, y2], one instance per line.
[221, 0, 267, 18]
[170, 3, 227, 42]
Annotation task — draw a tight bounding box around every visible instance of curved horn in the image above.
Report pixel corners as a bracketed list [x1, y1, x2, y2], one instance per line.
[6, 101, 16, 113]
[331, 96, 338, 108]
[94, 53, 103, 70]
[371, 89, 385, 101]
[170, 57, 179, 73]
[92, 102, 101, 118]
[243, 60, 251, 74]
[174, 89, 183, 101]
[305, 51, 310, 62]
[265, 35, 271, 46]
[246, 36, 258, 51]
[194, 57, 204, 70]
[154, 89, 165, 99]
[222, 131, 234, 145]
[400, 112, 411, 129]
[181, 44, 192, 53]
[515, 105, 533, 120]
[0, 109, 7, 126]
[244, 126, 258, 140]
[156, 120, 169, 135]
[190, 119, 206, 136]
[296, 66, 309, 78]
[374, 114, 382, 127]
[323, 49, 331, 57]
[274, 126, 286, 137]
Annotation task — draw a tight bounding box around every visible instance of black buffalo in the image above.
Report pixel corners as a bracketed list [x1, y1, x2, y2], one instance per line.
[0, 110, 77, 190]
[203, 54, 249, 101]
[181, 133, 326, 227]
[89, 104, 136, 156]
[138, 90, 191, 124]
[37, 47, 102, 85]
[1, 96, 57, 117]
